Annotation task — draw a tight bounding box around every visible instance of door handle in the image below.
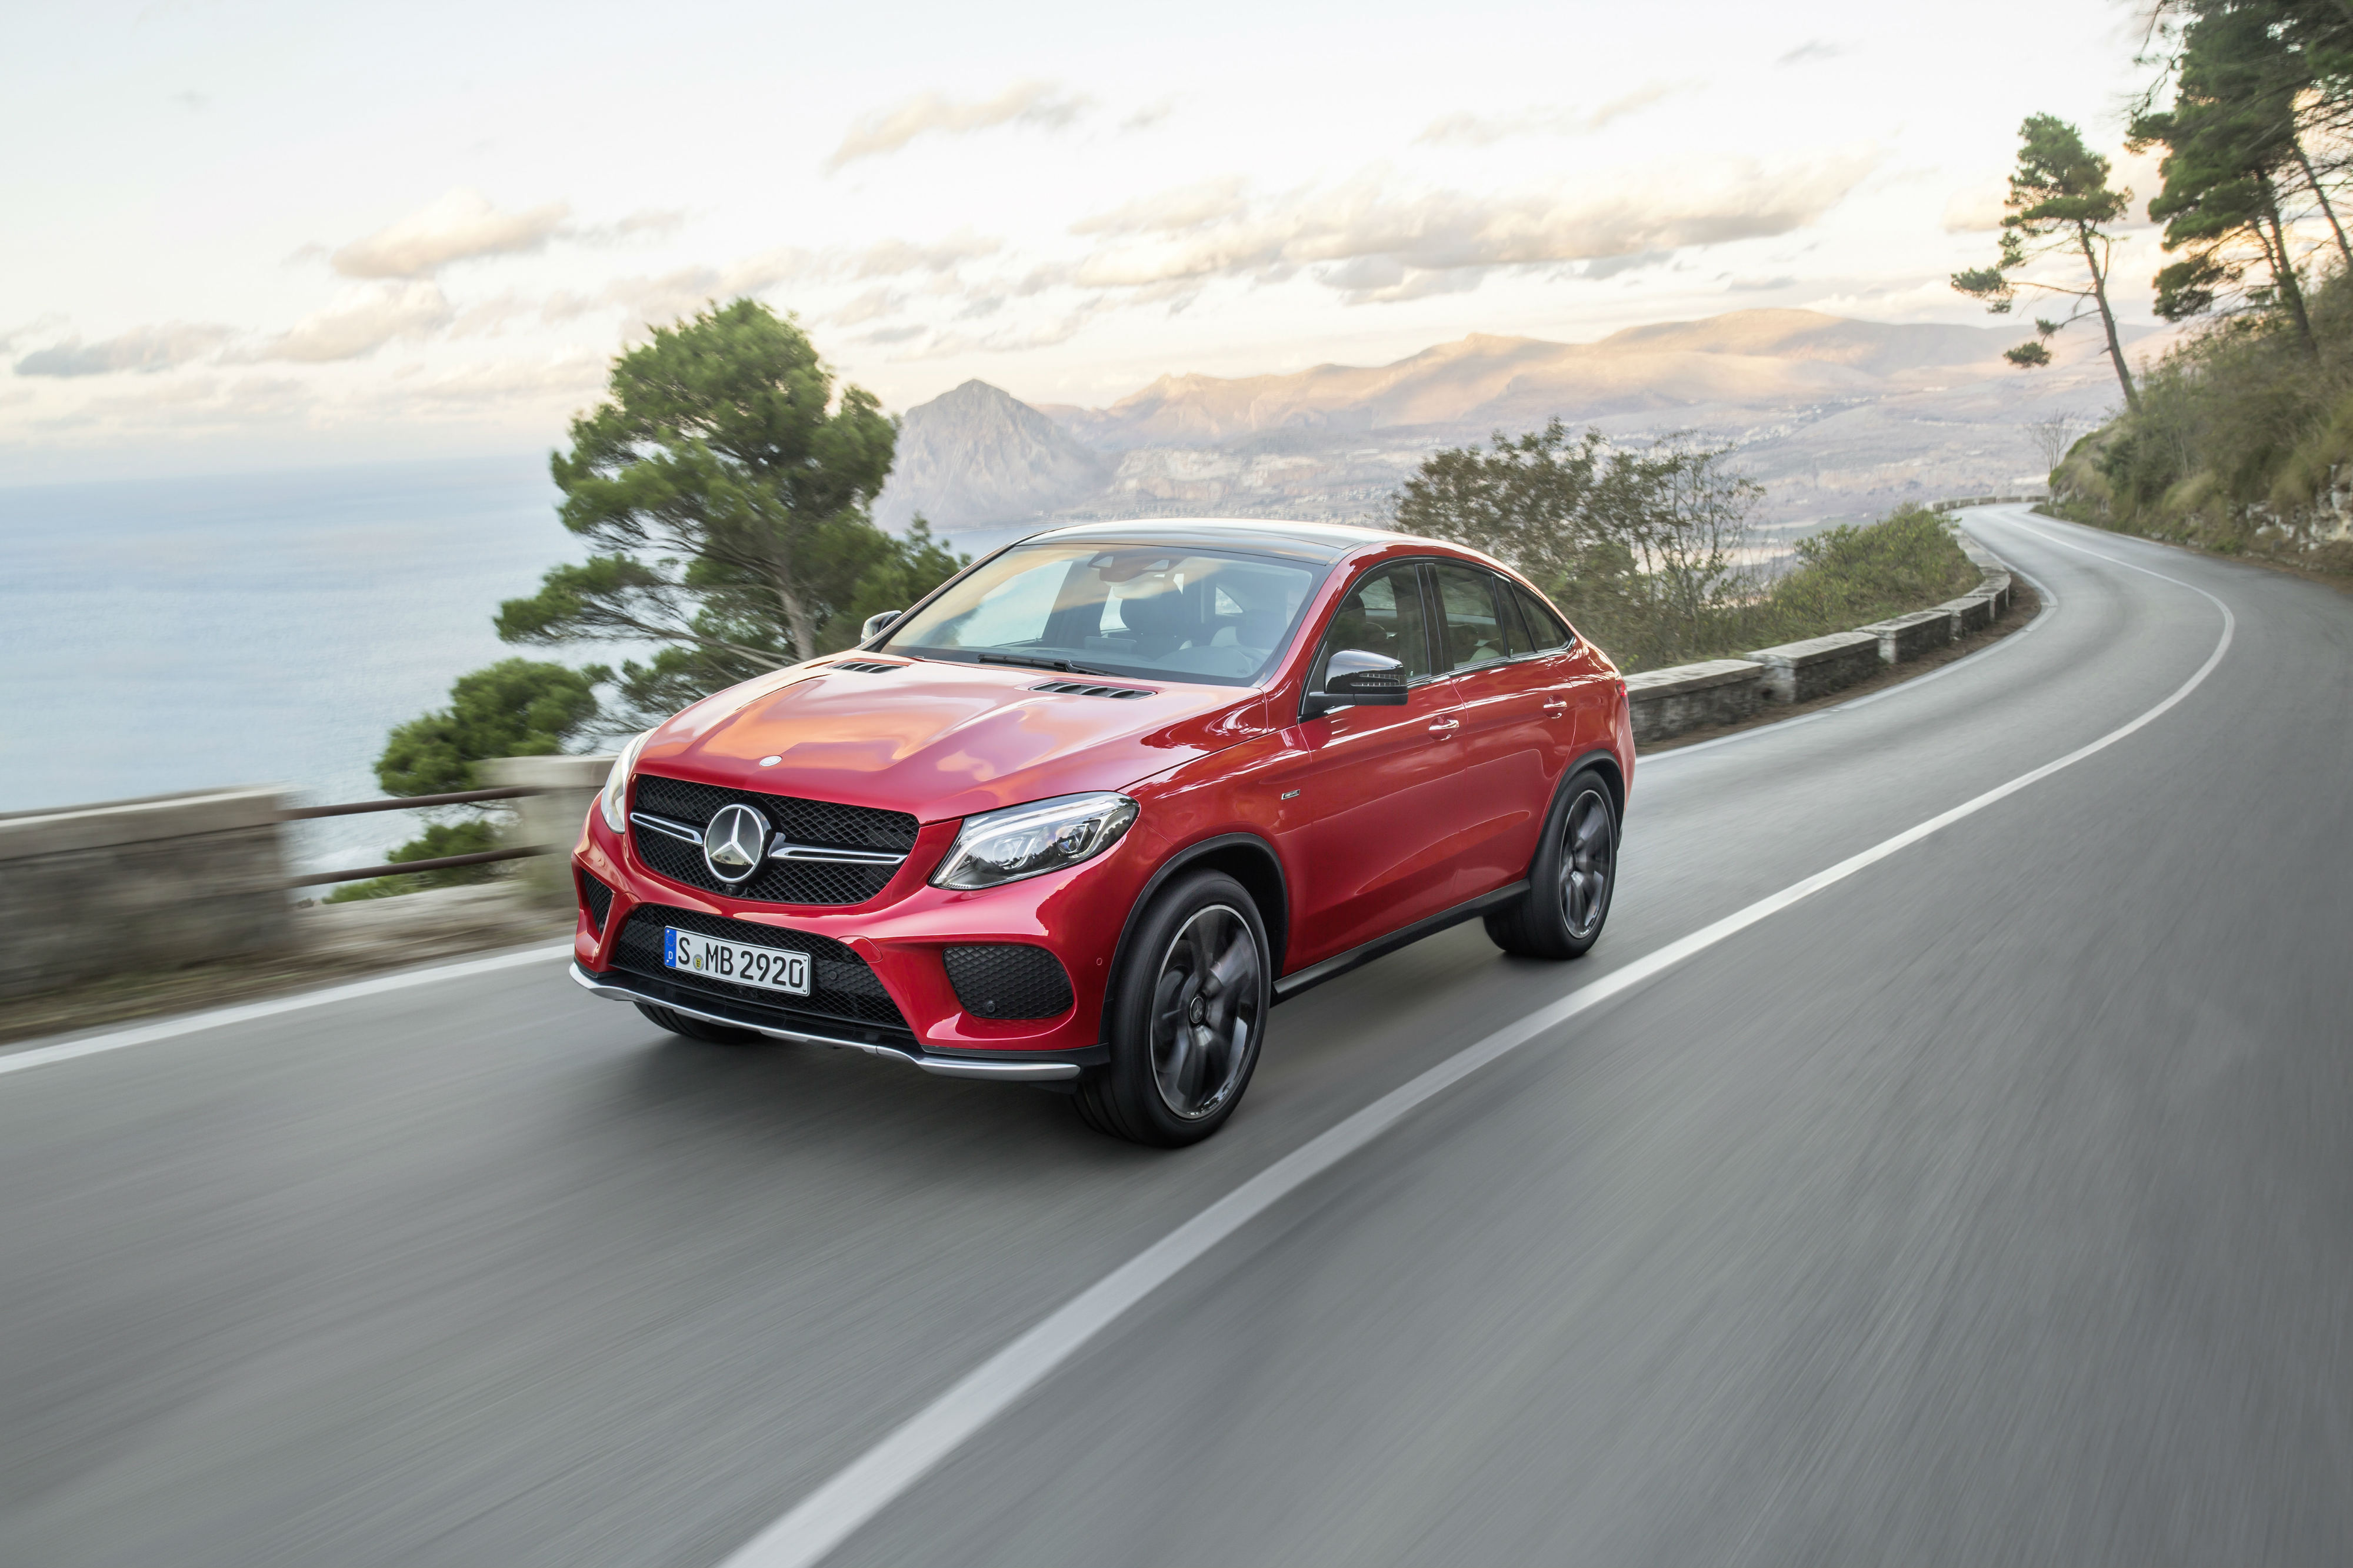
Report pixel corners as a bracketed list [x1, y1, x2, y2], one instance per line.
[1541, 698, 1568, 714]
[1427, 718, 1459, 734]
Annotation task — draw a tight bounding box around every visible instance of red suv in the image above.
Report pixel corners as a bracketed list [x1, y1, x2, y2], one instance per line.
[569, 519, 1631, 1145]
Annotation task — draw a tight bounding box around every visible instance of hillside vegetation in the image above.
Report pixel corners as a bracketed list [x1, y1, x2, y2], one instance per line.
[1396, 422, 1981, 672]
[1981, 2, 2353, 577]
[2052, 271, 2353, 573]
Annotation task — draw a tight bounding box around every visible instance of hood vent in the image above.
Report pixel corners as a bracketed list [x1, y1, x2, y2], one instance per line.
[828, 660, 905, 674]
[1032, 679, 1154, 699]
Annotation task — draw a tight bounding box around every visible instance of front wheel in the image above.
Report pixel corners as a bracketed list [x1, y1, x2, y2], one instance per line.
[1484, 768, 1618, 960]
[1076, 870, 1270, 1146]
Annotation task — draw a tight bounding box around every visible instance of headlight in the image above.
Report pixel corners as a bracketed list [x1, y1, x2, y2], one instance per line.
[932, 792, 1139, 890]
[596, 729, 655, 834]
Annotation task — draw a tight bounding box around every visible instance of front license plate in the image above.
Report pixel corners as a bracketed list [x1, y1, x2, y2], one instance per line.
[664, 928, 811, 995]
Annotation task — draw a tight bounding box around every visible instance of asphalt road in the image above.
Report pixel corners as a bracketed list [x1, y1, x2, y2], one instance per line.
[3, 506, 2348, 1566]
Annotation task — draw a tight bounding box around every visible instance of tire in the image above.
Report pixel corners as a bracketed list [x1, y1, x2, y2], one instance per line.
[1484, 767, 1619, 960]
[634, 1000, 764, 1045]
[1075, 870, 1271, 1147]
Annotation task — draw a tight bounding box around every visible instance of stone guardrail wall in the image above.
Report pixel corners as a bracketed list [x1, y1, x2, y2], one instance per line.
[0, 788, 294, 1000]
[1625, 512, 2022, 748]
[0, 757, 616, 1002]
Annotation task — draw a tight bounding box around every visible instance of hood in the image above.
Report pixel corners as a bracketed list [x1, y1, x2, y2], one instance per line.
[636, 656, 1272, 822]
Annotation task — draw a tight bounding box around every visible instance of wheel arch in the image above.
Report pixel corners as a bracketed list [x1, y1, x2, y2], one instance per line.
[1569, 746, 1627, 822]
[1108, 832, 1291, 990]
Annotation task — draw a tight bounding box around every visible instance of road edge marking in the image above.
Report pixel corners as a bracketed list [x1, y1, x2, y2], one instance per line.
[719, 526, 2237, 1568]
[0, 943, 576, 1078]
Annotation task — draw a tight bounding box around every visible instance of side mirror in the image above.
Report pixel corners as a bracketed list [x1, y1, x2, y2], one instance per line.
[860, 609, 902, 643]
[1304, 649, 1408, 719]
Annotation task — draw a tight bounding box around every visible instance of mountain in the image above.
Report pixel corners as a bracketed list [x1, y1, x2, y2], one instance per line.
[1052, 311, 2077, 449]
[885, 311, 2172, 552]
[874, 378, 1110, 532]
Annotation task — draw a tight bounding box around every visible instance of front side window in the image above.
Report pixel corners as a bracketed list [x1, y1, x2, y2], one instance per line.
[1312, 561, 1433, 688]
[880, 543, 1322, 687]
[1432, 562, 1509, 671]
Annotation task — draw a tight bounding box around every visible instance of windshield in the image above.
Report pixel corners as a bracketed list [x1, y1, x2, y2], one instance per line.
[879, 543, 1324, 687]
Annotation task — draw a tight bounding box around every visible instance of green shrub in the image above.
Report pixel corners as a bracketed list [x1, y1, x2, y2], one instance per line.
[321, 821, 507, 903]
[2054, 267, 2353, 571]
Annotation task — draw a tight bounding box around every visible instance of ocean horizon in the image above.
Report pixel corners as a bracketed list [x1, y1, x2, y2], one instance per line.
[0, 453, 605, 872]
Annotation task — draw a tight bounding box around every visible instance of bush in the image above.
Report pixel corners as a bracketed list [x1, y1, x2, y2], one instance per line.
[2052, 268, 2353, 568]
[1749, 506, 1981, 646]
[321, 821, 505, 903]
[1396, 422, 1983, 669]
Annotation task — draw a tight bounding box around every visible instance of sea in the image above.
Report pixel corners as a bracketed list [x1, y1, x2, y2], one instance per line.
[0, 455, 613, 873]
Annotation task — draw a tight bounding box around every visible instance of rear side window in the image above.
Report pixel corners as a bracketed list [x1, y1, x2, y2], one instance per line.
[1314, 562, 1432, 685]
[1512, 584, 1573, 652]
[1431, 562, 1509, 670]
[1497, 586, 1538, 656]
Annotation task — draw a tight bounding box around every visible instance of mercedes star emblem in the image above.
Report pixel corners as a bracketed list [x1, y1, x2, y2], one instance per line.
[701, 802, 769, 884]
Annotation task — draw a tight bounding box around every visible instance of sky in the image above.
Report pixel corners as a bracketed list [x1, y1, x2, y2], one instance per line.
[1, 0, 2174, 483]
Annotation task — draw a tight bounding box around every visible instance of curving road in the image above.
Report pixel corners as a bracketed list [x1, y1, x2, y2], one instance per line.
[2, 507, 2348, 1565]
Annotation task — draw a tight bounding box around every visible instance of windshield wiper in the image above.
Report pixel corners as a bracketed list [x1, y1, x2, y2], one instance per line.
[976, 652, 1127, 678]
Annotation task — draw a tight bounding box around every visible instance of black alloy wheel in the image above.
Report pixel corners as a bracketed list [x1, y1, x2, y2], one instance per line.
[1484, 766, 1619, 960]
[1558, 786, 1615, 941]
[635, 1000, 763, 1045]
[1077, 870, 1270, 1146]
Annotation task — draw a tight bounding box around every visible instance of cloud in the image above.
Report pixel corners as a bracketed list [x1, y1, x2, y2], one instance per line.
[252, 282, 452, 361]
[1417, 84, 1681, 147]
[14, 322, 235, 376]
[826, 81, 1090, 171]
[381, 353, 608, 407]
[1, 311, 66, 355]
[331, 189, 570, 278]
[521, 248, 815, 331]
[847, 231, 1001, 277]
[1072, 178, 1249, 237]
[1942, 184, 2009, 233]
[830, 288, 904, 326]
[572, 208, 688, 245]
[1121, 98, 1176, 132]
[904, 308, 1101, 359]
[456, 232, 995, 338]
[1778, 39, 1841, 65]
[1067, 153, 1878, 305]
[1582, 249, 1674, 281]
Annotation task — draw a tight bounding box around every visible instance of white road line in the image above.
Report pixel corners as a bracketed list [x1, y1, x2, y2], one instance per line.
[0, 944, 575, 1079]
[719, 531, 2236, 1568]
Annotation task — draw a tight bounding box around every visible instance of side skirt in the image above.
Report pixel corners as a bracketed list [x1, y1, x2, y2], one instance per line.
[1272, 882, 1529, 1005]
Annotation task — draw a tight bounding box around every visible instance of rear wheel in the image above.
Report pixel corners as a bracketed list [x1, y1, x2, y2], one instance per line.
[1484, 768, 1618, 960]
[1076, 871, 1269, 1146]
[634, 1000, 764, 1045]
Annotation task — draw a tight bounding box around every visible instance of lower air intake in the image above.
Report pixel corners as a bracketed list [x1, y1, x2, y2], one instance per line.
[944, 944, 1074, 1019]
[576, 869, 615, 933]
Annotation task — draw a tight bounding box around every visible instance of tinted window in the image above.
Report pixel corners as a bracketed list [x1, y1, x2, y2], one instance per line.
[1314, 562, 1432, 686]
[1512, 585, 1573, 652]
[881, 543, 1321, 687]
[1432, 562, 1509, 670]
[1497, 585, 1539, 656]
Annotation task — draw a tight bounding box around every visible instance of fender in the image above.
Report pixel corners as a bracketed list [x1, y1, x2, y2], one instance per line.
[1567, 744, 1628, 819]
[1105, 831, 1291, 998]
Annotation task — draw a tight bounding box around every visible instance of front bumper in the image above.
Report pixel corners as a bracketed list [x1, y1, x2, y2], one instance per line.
[569, 962, 1102, 1080]
[571, 789, 1165, 1065]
